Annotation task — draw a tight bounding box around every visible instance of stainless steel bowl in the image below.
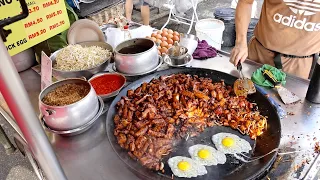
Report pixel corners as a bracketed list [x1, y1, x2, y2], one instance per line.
[179, 34, 199, 55]
[50, 41, 113, 79]
[164, 44, 192, 67]
[114, 38, 159, 74]
[163, 53, 193, 67]
[88, 73, 126, 101]
[39, 78, 99, 131]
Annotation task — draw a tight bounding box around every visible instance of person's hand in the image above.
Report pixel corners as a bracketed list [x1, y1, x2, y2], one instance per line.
[230, 43, 248, 66]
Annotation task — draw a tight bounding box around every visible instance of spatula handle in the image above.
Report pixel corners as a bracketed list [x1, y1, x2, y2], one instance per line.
[263, 70, 281, 87]
[237, 62, 242, 71]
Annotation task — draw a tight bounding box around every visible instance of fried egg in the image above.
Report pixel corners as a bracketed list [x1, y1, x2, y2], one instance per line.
[212, 133, 252, 154]
[188, 144, 227, 166]
[168, 156, 207, 178]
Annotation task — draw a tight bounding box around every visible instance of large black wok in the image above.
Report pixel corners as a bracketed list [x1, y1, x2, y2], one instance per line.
[106, 68, 281, 180]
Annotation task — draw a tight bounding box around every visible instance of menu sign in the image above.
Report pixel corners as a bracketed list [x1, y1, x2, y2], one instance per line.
[0, 0, 70, 56]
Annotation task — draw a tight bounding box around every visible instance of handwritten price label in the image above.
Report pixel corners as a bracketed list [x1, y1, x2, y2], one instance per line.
[41, 51, 52, 90]
[0, 0, 70, 56]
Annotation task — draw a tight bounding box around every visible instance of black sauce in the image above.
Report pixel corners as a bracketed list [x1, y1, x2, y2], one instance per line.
[118, 45, 150, 54]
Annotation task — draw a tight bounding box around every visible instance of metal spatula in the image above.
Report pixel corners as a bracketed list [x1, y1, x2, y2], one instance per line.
[263, 70, 300, 104]
[234, 63, 256, 97]
[235, 147, 312, 163]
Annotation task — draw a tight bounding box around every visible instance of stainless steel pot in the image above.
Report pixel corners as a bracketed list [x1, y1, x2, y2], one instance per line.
[114, 38, 159, 74]
[12, 48, 36, 72]
[39, 78, 99, 131]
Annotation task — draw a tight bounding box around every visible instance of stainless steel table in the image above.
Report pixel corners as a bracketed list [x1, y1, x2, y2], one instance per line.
[1, 52, 320, 180]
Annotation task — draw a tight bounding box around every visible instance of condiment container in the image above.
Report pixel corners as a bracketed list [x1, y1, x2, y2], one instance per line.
[89, 73, 126, 101]
[306, 57, 320, 103]
[39, 78, 99, 131]
[163, 42, 192, 67]
[114, 38, 159, 74]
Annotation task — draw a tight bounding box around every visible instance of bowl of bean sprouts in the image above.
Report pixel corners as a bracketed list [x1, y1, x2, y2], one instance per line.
[50, 41, 113, 79]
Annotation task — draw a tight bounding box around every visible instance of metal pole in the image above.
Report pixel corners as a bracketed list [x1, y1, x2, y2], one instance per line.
[0, 38, 67, 180]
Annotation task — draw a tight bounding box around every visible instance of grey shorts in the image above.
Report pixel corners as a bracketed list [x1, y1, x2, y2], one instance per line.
[139, 0, 149, 6]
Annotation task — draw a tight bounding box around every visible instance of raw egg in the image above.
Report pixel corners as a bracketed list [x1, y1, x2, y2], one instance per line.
[161, 37, 168, 42]
[155, 34, 162, 39]
[160, 47, 168, 54]
[166, 34, 174, 39]
[161, 41, 169, 47]
[161, 31, 168, 37]
[167, 38, 174, 45]
[173, 31, 180, 36]
[173, 35, 180, 42]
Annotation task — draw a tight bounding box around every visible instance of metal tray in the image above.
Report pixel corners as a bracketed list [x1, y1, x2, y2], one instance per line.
[106, 68, 281, 180]
[42, 97, 104, 136]
[112, 56, 164, 77]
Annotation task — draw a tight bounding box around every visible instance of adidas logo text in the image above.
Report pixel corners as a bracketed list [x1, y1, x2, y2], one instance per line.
[274, 13, 320, 31]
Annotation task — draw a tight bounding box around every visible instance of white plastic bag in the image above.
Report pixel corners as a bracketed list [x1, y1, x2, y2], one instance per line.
[105, 25, 154, 48]
[173, 0, 193, 15]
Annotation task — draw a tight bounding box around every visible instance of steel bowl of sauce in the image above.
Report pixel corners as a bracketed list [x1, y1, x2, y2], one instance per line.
[89, 73, 126, 101]
[114, 38, 159, 74]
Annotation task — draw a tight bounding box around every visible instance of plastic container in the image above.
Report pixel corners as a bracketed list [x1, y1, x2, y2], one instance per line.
[123, 25, 132, 41]
[195, 19, 225, 50]
[214, 8, 236, 47]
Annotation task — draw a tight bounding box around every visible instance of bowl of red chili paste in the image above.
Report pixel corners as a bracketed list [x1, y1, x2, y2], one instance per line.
[89, 73, 126, 100]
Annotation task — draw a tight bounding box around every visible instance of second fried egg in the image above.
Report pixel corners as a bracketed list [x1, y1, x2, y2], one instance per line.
[188, 144, 227, 166]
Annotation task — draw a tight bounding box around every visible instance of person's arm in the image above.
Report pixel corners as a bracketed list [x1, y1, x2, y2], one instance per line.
[230, 0, 254, 66]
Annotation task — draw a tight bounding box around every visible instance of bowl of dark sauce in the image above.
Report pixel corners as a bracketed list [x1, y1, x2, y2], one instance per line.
[114, 38, 159, 74]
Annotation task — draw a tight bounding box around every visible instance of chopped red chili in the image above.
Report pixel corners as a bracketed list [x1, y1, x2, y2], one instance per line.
[90, 74, 125, 95]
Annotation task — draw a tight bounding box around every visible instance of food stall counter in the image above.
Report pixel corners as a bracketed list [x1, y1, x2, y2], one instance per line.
[0, 51, 320, 180]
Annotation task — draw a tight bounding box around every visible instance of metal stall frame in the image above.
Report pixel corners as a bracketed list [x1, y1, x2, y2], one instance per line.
[0, 0, 67, 179]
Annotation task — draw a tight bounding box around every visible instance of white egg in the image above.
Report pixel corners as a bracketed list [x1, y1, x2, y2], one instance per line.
[188, 144, 227, 166]
[168, 156, 207, 178]
[212, 133, 252, 154]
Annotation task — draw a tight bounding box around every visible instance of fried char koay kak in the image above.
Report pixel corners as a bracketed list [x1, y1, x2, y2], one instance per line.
[114, 74, 267, 171]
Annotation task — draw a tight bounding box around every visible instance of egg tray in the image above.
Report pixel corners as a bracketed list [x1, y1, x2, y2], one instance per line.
[106, 67, 281, 180]
[86, 1, 127, 28]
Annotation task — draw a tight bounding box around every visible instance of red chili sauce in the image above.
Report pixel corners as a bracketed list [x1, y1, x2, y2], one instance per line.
[90, 74, 125, 95]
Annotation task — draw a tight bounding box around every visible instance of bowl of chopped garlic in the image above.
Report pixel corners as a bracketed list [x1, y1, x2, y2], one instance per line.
[50, 41, 113, 79]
